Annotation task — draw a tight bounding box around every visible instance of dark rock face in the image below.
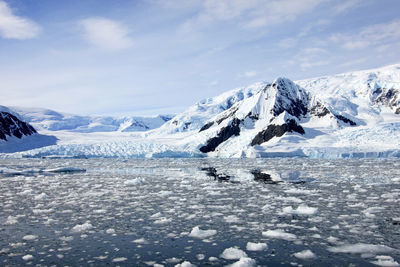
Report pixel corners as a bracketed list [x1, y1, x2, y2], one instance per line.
[0, 112, 37, 141]
[309, 102, 330, 117]
[270, 80, 309, 118]
[200, 118, 241, 153]
[374, 86, 400, 113]
[199, 122, 214, 132]
[334, 114, 356, 126]
[251, 119, 305, 146]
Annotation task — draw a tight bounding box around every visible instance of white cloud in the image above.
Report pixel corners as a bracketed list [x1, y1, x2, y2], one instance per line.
[333, 0, 363, 14]
[330, 20, 400, 51]
[300, 60, 328, 70]
[244, 70, 258, 77]
[182, 0, 324, 31]
[0, 1, 41, 39]
[79, 17, 133, 51]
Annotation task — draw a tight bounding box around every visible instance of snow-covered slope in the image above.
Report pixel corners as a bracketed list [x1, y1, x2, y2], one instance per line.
[154, 82, 265, 134]
[2, 63, 400, 158]
[156, 63, 400, 158]
[11, 107, 173, 133]
[0, 106, 57, 153]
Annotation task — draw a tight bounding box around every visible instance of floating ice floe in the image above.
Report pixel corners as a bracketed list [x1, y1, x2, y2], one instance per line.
[220, 247, 248, 260]
[371, 255, 400, 267]
[226, 257, 256, 267]
[22, 254, 34, 261]
[327, 243, 396, 254]
[174, 261, 196, 267]
[246, 242, 268, 251]
[23, 234, 38, 241]
[262, 229, 297, 241]
[112, 257, 127, 263]
[282, 204, 318, 216]
[293, 249, 316, 260]
[4, 215, 18, 225]
[71, 222, 93, 233]
[124, 177, 144, 186]
[188, 226, 217, 239]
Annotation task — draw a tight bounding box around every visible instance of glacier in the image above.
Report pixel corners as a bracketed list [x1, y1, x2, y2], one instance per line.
[1, 63, 400, 158]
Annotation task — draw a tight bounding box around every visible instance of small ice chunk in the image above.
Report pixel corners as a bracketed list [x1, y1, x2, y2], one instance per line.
[34, 192, 48, 200]
[71, 222, 93, 233]
[224, 215, 241, 223]
[371, 255, 400, 267]
[154, 217, 172, 225]
[174, 261, 196, 267]
[220, 247, 247, 260]
[262, 229, 297, 241]
[4, 215, 18, 225]
[226, 257, 256, 267]
[124, 178, 144, 186]
[22, 254, 34, 261]
[293, 249, 316, 259]
[196, 254, 205, 260]
[246, 242, 268, 251]
[23, 235, 38, 241]
[208, 257, 218, 261]
[106, 228, 116, 234]
[133, 238, 148, 244]
[282, 205, 318, 216]
[328, 243, 396, 254]
[188, 226, 217, 239]
[112, 257, 127, 262]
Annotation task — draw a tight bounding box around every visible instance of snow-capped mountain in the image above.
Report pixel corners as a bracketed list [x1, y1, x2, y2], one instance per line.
[2, 63, 400, 158]
[0, 106, 37, 141]
[156, 63, 400, 158]
[10, 107, 173, 133]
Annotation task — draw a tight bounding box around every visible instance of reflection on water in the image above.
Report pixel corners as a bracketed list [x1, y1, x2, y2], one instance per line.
[0, 158, 399, 266]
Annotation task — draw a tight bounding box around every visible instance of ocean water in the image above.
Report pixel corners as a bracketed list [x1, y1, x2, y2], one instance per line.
[0, 158, 399, 266]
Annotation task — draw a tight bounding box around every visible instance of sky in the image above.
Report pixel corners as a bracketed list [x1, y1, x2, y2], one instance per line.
[1, 0, 400, 116]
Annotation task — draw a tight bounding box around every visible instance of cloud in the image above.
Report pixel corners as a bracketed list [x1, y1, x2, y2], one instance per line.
[244, 70, 258, 77]
[79, 17, 133, 50]
[182, 0, 324, 31]
[0, 1, 41, 39]
[330, 19, 400, 51]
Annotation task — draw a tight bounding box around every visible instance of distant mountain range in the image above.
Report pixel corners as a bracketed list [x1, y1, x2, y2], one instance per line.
[1, 63, 400, 158]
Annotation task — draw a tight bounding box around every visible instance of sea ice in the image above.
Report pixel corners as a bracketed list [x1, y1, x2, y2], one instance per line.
[262, 229, 297, 241]
[328, 243, 396, 254]
[220, 247, 248, 260]
[71, 222, 93, 233]
[23, 234, 38, 241]
[22, 254, 34, 261]
[246, 242, 268, 251]
[226, 257, 256, 267]
[188, 226, 217, 239]
[282, 205, 318, 216]
[293, 249, 316, 259]
[371, 255, 400, 267]
[174, 261, 196, 267]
